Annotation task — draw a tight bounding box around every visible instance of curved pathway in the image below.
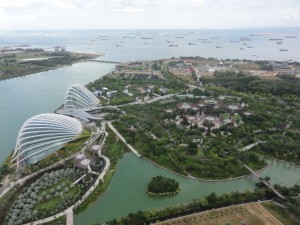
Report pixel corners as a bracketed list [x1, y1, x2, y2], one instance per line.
[106, 121, 272, 183]
[23, 155, 111, 225]
[107, 122, 141, 157]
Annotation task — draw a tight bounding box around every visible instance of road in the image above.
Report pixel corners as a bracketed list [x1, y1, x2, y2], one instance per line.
[239, 141, 264, 152]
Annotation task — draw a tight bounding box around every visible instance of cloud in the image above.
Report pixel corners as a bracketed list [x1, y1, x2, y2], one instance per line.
[0, 0, 299, 29]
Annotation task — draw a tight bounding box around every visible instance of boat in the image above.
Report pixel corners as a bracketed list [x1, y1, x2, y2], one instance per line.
[188, 43, 196, 45]
[257, 32, 272, 36]
[216, 46, 222, 48]
[279, 49, 288, 51]
[116, 44, 122, 47]
[123, 35, 135, 38]
[141, 37, 154, 39]
[169, 44, 178, 47]
[240, 47, 247, 50]
[276, 41, 283, 44]
[198, 38, 207, 40]
[247, 46, 253, 48]
[240, 37, 251, 41]
[269, 38, 283, 41]
[166, 40, 174, 43]
[210, 37, 219, 39]
[285, 36, 297, 38]
[230, 40, 239, 43]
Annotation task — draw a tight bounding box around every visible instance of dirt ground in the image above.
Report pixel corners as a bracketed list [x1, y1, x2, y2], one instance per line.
[155, 202, 282, 225]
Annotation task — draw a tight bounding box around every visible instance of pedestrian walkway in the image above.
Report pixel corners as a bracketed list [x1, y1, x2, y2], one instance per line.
[66, 208, 74, 225]
[107, 122, 141, 157]
[241, 161, 285, 199]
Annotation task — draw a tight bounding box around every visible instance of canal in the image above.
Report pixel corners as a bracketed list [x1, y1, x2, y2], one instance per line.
[0, 62, 299, 225]
[75, 153, 300, 225]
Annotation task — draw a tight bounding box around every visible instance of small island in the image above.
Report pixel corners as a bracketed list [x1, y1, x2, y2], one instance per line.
[146, 176, 180, 196]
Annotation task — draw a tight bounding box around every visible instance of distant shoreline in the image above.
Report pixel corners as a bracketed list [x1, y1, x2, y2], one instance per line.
[0, 50, 104, 81]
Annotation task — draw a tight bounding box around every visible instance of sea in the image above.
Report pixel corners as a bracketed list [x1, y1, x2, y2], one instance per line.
[1, 27, 300, 62]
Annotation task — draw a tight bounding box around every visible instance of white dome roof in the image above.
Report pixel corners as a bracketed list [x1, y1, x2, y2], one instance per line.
[65, 84, 99, 109]
[12, 113, 82, 165]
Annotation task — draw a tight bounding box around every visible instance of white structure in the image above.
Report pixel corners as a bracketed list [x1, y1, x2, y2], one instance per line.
[65, 84, 99, 109]
[76, 153, 84, 159]
[80, 159, 90, 166]
[12, 113, 82, 167]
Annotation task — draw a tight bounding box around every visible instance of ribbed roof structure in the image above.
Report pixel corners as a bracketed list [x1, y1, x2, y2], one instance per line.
[12, 113, 82, 165]
[65, 84, 99, 109]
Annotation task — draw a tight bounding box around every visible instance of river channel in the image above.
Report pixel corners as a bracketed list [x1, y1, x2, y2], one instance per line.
[0, 62, 299, 225]
[75, 153, 300, 225]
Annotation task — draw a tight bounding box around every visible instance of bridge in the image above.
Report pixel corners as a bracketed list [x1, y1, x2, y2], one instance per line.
[241, 161, 285, 199]
[66, 208, 74, 225]
[107, 122, 141, 157]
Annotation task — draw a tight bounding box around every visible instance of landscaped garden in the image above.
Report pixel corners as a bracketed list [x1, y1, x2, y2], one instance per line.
[5, 168, 95, 225]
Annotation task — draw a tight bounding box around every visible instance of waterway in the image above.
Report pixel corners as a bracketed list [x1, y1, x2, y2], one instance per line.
[1, 28, 300, 62]
[0, 62, 115, 163]
[0, 39, 299, 224]
[75, 153, 300, 225]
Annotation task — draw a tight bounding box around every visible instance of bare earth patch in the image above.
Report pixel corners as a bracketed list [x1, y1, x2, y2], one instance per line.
[154, 202, 281, 225]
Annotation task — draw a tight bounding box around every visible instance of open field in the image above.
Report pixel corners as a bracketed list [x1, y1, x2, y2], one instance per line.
[155, 202, 282, 225]
[262, 202, 300, 225]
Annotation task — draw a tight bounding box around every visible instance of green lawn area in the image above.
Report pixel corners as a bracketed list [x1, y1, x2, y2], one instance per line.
[64, 186, 81, 199]
[37, 179, 73, 196]
[34, 185, 81, 212]
[34, 196, 62, 211]
[262, 202, 299, 225]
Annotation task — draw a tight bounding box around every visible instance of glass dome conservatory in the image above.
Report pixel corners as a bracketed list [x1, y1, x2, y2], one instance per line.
[12, 113, 82, 166]
[65, 84, 99, 109]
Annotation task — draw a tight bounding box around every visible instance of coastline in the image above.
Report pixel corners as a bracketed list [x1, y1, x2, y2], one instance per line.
[264, 156, 300, 168]
[0, 51, 104, 81]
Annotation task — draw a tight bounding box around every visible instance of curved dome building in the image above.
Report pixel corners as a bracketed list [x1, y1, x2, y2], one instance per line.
[12, 113, 82, 166]
[65, 84, 99, 109]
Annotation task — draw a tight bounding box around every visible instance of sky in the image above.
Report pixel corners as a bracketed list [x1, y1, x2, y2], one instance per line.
[0, 0, 300, 30]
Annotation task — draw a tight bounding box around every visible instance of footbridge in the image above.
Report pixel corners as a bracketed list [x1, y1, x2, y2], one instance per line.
[241, 161, 285, 199]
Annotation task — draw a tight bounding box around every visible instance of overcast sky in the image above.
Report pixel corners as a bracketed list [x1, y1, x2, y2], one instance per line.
[0, 0, 300, 30]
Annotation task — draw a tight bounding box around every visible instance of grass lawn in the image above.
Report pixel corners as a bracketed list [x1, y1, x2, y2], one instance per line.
[37, 179, 73, 196]
[155, 203, 281, 225]
[262, 202, 300, 225]
[64, 186, 81, 199]
[34, 187, 81, 211]
[34, 181, 81, 212]
[34, 196, 62, 211]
